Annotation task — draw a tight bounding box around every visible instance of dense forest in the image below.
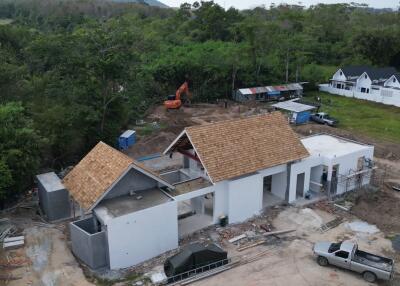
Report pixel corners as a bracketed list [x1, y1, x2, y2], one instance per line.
[0, 0, 399, 203]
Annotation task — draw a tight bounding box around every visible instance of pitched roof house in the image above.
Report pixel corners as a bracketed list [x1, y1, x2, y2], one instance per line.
[323, 65, 400, 107]
[63, 141, 173, 211]
[40, 113, 374, 271]
[164, 112, 309, 183]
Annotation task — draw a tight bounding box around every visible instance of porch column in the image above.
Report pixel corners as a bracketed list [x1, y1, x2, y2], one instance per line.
[191, 197, 205, 214]
[326, 165, 333, 200]
[285, 162, 292, 202]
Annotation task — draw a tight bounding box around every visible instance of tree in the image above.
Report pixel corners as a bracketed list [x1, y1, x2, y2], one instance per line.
[0, 102, 44, 202]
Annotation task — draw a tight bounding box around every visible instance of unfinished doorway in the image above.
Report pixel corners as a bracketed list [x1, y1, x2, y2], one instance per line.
[296, 173, 305, 198]
[262, 173, 285, 208]
[330, 164, 339, 196]
[263, 175, 272, 192]
[177, 194, 214, 238]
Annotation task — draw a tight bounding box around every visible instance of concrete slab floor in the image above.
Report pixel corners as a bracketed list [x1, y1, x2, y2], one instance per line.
[178, 214, 213, 238]
[263, 192, 284, 208]
[293, 191, 326, 207]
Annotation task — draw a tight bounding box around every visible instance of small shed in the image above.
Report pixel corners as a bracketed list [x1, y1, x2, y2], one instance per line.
[36, 172, 70, 221]
[233, 83, 303, 102]
[118, 130, 136, 150]
[272, 100, 316, 124]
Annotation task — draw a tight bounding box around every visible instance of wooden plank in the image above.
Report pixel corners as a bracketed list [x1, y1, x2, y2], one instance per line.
[3, 236, 24, 243]
[237, 240, 266, 252]
[262, 229, 295, 237]
[228, 234, 246, 243]
[3, 240, 24, 249]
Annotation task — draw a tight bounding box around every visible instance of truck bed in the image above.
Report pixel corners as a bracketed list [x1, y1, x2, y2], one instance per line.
[353, 250, 393, 272]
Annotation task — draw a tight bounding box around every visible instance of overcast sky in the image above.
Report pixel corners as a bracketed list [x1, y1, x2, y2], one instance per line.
[161, 0, 398, 10]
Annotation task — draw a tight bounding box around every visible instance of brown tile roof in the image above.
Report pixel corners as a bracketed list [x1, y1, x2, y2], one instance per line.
[183, 112, 309, 183]
[63, 142, 133, 211]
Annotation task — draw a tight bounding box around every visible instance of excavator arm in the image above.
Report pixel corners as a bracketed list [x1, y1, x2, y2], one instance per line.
[164, 81, 191, 109]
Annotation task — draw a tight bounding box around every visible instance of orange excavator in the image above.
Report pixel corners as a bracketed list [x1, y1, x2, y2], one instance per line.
[164, 81, 191, 110]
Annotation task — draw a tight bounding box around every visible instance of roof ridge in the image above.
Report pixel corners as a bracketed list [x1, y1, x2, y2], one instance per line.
[185, 112, 279, 131]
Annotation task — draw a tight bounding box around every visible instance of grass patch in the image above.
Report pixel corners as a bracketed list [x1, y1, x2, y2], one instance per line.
[0, 18, 13, 25]
[135, 121, 167, 136]
[306, 91, 400, 143]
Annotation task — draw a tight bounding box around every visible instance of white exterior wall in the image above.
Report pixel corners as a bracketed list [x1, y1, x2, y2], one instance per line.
[319, 84, 400, 107]
[310, 165, 324, 192]
[271, 171, 287, 199]
[288, 145, 374, 201]
[227, 174, 263, 224]
[210, 164, 288, 224]
[329, 146, 374, 194]
[332, 69, 347, 81]
[356, 73, 372, 92]
[289, 156, 324, 202]
[213, 182, 229, 223]
[384, 75, 400, 88]
[106, 201, 178, 269]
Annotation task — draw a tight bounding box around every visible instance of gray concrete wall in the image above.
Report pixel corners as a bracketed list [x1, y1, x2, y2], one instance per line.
[37, 176, 70, 221]
[271, 171, 287, 199]
[70, 217, 108, 269]
[37, 179, 50, 216]
[104, 168, 158, 200]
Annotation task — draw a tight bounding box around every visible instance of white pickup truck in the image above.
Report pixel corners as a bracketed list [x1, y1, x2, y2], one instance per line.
[313, 241, 394, 283]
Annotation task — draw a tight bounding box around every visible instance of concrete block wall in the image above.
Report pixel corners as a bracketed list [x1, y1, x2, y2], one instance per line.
[70, 217, 108, 269]
[227, 174, 263, 223]
[37, 172, 71, 221]
[106, 201, 178, 269]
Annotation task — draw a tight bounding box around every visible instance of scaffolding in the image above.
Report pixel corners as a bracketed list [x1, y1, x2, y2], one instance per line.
[328, 165, 385, 200]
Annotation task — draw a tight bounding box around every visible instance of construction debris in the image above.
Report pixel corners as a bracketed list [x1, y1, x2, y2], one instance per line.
[228, 234, 246, 243]
[260, 224, 272, 232]
[237, 240, 266, 252]
[262, 229, 295, 237]
[319, 217, 343, 233]
[4, 236, 24, 243]
[237, 229, 295, 251]
[3, 236, 25, 250]
[334, 204, 349, 212]
[3, 240, 24, 250]
[0, 274, 22, 280]
[0, 256, 30, 268]
[0, 218, 15, 242]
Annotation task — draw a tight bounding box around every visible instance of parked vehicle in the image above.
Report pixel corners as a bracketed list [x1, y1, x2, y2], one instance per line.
[313, 241, 394, 283]
[310, 112, 338, 126]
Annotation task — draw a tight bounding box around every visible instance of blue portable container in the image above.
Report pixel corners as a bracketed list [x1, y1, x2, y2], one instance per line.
[118, 130, 136, 150]
[295, 111, 311, 124]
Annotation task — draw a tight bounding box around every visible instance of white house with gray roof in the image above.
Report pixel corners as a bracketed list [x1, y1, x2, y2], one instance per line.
[320, 66, 400, 107]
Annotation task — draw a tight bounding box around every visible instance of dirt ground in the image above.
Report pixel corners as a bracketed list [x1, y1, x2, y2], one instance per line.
[126, 102, 267, 158]
[0, 213, 93, 286]
[351, 189, 400, 234]
[191, 206, 397, 286]
[3, 102, 400, 286]
[3, 199, 400, 286]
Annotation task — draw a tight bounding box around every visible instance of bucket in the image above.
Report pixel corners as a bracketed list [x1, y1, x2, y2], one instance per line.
[219, 215, 228, 227]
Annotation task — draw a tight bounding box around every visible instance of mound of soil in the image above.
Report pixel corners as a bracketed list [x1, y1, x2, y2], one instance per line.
[351, 189, 400, 233]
